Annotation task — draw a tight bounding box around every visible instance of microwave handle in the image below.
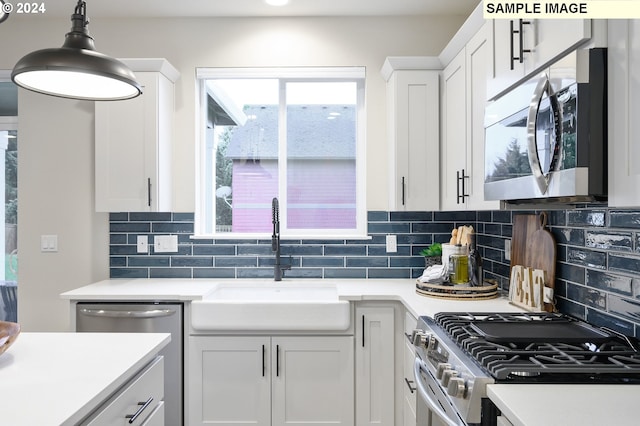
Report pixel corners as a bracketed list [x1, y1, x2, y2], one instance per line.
[414, 357, 464, 426]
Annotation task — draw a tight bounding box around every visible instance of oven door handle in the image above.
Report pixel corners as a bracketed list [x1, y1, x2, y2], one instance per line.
[414, 357, 465, 426]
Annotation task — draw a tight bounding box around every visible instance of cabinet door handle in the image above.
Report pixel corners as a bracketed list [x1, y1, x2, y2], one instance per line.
[125, 397, 153, 424]
[401, 177, 406, 206]
[361, 314, 365, 347]
[456, 170, 461, 204]
[404, 378, 416, 394]
[518, 19, 531, 64]
[147, 178, 152, 207]
[276, 344, 280, 376]
[511, 19, 531, 69]
[262, 344, 265, 377]
[509, 20, 516, 70]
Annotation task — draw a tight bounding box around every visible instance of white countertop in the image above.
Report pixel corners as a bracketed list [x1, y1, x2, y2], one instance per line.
[0, 332, 170, 426]
[60, 278, 640, 425]
[487, 384, 640, 426]
[60, 278, 521, 318]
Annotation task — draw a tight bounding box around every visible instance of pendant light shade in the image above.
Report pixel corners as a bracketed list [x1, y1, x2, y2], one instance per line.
[11, 1, 142, 101]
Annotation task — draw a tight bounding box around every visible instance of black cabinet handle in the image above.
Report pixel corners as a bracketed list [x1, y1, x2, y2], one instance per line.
[276, 344, 280, 376]
[510, 19, 531, 69]
[457, 169, 469, 204]
[362, 315, 365, 347]
[404, 378, 416, 394]
[147, 178, 152, 207]
[401, 177, 406, 206]
[262, 344, 265, 377]
[126, 397, 153, 424]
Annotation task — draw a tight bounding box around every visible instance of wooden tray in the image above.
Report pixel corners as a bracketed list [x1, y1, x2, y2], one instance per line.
[416, 279, 498, 300]
[0, 321, 20, 356]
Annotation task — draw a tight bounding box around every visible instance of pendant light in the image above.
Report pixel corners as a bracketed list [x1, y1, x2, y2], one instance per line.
[11, 0, 142, 101]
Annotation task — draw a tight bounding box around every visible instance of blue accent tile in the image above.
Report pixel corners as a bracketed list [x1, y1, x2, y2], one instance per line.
[367, 222, 411, 234]
[214, 239, 259, 245]
[367, 211, 388, 221]
[150, 245, 191, 256]
[324, 268, 367, 278]
[110, 257, 126, 267]
[567, 248, 607, 269]
[150, 268, 192, 278]
[237, 268, 277, 278]
[171, 257, 213, 267]
[609, 211, 640, 229]
[557, 262, 586, 284]
[586, 269, 633, 296]
[608, 295, 640, 323]
[193, 268, 236, 278]
[110, 212, 128, 221]
[152, 222, 194, 233]
[609, 254, 640, 276]
[193, 245, 236, 256]
[368, 268, 411, 278]
[129, 256, 170, 267]
[130, 212, 172, 222]
[566, 283, 606, 309]
[324, 245, 366, 256]
[237, 245, 272, 256]
[110, 245, 139, 256]
[282, 245, 323, 256]
[552, 228, 584, 246]
[586, 308, 635, 336]
[390, 211, 433, 222]
[216, 257, 257, 267]
[390, 257, 425, 268]
[302, 257, 344, 267]
[411, 222, 457, 234]
[347, 257, 388, 268]
[172, 213, 195, 221]
[585, 230, 632, 252]
[491, 210, 512, 224]
[367, 246, 410, 256]
[286, 268, 323, 278]
[110, 222, 150, 233]
[110, 234, 127, 244]
[567, 210, 606, 227]
[110, 268, 148, 278]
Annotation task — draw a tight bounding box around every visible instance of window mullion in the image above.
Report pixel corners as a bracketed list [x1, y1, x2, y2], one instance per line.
[278, 79, 288, 234]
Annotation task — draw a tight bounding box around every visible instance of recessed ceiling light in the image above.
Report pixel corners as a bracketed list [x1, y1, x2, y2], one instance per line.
[265, 0, 289, 6]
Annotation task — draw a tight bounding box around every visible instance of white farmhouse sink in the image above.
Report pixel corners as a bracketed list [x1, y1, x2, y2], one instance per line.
[190, 282, 351, 331]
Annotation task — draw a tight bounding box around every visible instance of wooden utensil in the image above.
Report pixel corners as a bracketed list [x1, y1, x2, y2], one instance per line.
[525, 212, 556, 311]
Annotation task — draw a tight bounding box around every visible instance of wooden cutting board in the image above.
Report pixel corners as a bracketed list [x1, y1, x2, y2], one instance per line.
[510, 212, 556, 312]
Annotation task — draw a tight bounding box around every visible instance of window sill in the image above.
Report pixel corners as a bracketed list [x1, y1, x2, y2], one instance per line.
[190, 233, 372, 241]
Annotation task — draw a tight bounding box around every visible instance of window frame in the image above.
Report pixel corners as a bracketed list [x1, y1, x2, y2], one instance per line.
[194, 67, 367, 240]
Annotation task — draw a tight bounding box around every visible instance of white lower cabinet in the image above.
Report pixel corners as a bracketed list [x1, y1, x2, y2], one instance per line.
[189, 335, 354, 426]
[355, 304, 395, 426]
[83, 356, 165, 426]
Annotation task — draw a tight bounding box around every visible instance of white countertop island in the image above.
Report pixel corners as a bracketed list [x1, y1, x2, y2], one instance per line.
[0, 332, 170, 426]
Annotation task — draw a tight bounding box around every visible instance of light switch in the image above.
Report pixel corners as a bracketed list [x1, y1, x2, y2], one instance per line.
[386, 234, 397, 253]
[154, 235, 178, 253]
[41, 235, 58, 252]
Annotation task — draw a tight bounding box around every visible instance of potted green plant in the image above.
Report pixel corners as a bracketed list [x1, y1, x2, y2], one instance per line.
[420, 242, 442, 268]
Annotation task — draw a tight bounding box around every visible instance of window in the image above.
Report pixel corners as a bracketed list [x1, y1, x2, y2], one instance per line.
[195, 67, 366, 239]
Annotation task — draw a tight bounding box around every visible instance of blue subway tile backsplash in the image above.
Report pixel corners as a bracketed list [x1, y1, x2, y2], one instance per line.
[110, 206, 640, 336]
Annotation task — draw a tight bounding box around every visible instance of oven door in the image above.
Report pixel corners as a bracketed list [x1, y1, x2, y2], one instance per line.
[414, 357, 466, 426]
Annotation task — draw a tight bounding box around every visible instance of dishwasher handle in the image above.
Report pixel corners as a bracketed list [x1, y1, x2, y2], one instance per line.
[78, 307, 177, 319]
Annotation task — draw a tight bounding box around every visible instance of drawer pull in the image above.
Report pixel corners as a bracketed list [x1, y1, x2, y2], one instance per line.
[125, 397, 153, 424]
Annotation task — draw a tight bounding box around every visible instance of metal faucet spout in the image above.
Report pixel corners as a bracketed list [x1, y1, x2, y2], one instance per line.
[272, 197, 291, 281]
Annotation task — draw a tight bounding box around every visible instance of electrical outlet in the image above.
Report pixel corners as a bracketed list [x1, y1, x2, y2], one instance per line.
[386, 234, 397, 253]
[137, 235, 149, 253]
[154, 235, 178, 253]
[505, 239, 511, 261]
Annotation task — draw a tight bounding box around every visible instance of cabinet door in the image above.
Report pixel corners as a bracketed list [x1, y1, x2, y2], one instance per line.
[355, 306, 395, 426]
[441, 49, 467, 211]
[188, 336, 271, 426]
[487, 19, 530, 100]
[533, 19, 591, 70]
[609, 20, 640, 207]
[387, 70, 440, 211]
[466, 23, 500, 211]
[95, 72, 173, 212]
[272, 336, 354, 426]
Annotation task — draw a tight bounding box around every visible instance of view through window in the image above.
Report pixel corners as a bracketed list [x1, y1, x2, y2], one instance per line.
[196, 68, 366, 238]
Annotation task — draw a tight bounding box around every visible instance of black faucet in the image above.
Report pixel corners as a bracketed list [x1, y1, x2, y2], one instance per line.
[272, 197, 291, 281]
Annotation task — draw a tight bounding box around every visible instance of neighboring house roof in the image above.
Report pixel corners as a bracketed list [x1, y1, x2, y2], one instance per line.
[225, 104, 356, 160]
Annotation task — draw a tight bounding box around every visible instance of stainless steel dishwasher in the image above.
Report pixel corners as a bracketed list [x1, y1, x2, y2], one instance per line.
[76, 302, 183, 426]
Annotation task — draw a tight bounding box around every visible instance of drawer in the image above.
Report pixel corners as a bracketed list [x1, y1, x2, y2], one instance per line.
[84, 356, 164, 426]
[140, 401, 165, 426]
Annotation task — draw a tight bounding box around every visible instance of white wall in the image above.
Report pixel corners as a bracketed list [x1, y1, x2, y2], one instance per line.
[0, 15, 464, 330]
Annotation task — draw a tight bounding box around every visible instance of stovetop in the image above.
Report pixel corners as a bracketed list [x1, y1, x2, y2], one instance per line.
[432, 312, 640, 383]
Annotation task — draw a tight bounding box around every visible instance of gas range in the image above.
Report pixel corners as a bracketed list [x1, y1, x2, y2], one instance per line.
[412, 312, 640, 425]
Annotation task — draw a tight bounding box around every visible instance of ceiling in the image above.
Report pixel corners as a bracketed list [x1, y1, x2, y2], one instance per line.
[12, 0, 480, 18]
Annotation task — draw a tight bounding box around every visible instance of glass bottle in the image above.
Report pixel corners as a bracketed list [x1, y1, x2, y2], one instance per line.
[468, 233, 483, 286]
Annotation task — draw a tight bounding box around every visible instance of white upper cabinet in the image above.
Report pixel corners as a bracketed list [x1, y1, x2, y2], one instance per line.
[441, 23, 500, 211]
[608, 20, 640, 207]
[95, 58, 179, 212]
[382, 58, 440, 212]
[488, 19, 594, 100]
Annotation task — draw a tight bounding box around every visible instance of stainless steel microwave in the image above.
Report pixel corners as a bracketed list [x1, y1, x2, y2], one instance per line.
[484, 48, 607, 203]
